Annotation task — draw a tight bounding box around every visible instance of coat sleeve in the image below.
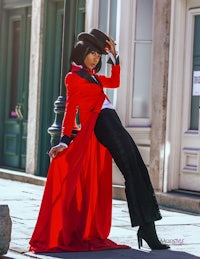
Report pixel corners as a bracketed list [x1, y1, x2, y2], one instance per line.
[61, 73, 80, 140]
[97, 64, 120, 89]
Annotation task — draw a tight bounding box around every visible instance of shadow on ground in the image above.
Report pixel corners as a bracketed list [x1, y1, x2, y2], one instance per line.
[23, 248, 200, 259]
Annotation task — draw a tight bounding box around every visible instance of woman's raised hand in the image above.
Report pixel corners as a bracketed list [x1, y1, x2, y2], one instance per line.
[106, 37, 117, 57]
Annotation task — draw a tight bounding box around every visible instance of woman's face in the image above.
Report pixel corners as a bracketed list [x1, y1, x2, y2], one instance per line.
[84, 51, 101, 70]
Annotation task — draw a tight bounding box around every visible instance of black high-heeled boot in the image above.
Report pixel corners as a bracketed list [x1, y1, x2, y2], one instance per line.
[137, 222, 170, 250]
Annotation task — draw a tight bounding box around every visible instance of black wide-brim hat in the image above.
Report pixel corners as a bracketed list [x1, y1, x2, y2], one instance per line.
[77, 28, 109, 54]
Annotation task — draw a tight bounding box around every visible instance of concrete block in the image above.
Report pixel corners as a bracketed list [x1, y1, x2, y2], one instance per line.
[0, 205, 12, 255]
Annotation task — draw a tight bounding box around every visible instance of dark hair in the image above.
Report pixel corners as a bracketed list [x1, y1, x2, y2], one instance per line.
[70, 41, 102, 72]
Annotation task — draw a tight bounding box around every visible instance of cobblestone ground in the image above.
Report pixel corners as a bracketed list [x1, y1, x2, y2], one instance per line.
[0, 178, 200, 259]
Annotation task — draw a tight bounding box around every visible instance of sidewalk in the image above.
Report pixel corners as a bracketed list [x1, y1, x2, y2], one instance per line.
[0, 177, 200, 259]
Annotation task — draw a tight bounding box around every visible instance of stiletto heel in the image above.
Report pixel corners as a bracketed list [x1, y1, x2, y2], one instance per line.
[137, 222, 170, 250]
[137, 233, 142, 249]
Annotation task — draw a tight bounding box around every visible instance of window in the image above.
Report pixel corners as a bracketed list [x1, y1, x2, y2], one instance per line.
[131, 0, 153, 126]
[98, 0, 118, 106]
[97, 0, 153, 125]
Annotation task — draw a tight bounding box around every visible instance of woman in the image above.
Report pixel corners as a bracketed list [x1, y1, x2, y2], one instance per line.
[29, 29, 169, 252]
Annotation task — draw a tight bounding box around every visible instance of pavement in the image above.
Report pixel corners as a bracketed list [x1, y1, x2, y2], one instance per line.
[0, 177, 200, 259]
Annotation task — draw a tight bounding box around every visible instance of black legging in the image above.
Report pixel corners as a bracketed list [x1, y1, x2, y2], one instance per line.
[94, 108, 162, 227]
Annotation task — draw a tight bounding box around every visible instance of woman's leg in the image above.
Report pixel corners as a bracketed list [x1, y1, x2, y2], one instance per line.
[94, 109, 161, 226]
[94, 109, 169, 249]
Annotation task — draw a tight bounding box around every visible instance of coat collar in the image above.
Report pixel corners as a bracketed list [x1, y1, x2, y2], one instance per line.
[71, 63, 101, 85]
[71, 62, 96, 75]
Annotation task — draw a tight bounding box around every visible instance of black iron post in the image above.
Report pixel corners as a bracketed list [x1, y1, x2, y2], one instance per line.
[47, 0, 77, 146]
[47, 96, 66, 146]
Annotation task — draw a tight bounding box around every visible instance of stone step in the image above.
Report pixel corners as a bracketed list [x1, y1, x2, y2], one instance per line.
[112, 185, 200, 215]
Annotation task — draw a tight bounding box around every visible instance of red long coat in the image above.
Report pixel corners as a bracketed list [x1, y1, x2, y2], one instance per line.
[29, 64, 130, 252]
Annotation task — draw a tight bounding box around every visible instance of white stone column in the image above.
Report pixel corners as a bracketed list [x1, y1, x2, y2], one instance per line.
[26, 0, 44, 175]
[149, 0, 171, 191]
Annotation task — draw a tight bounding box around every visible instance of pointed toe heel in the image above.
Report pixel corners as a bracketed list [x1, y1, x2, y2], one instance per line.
[137, 223, 170, 250]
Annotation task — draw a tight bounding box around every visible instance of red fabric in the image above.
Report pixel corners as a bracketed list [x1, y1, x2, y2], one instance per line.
[61, 64, 120, 137]
[29, 66, 130, 252]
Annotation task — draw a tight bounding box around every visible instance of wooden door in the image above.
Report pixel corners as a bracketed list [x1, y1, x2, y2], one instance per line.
[180, 1, 200, 191]
[1, 7, 31, 169]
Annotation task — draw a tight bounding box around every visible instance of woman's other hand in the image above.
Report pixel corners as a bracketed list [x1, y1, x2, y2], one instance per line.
[49, 143, 68, 159]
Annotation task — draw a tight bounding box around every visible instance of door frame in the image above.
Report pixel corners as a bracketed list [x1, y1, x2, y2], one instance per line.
[180, 7, 200, 191]
[165, 0, 200, 192]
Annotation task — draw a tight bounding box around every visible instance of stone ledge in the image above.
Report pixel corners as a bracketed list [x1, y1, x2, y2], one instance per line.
[1, 169, 200, 215]
[112, 185, 200, 215]
[156, 191, 200, 215]
[0, 168, 46, 186]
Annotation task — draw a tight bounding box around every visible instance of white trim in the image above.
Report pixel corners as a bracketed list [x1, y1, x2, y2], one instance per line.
[85, 0, 99, 30]
[165, 0, 200, 192]
[126, 0, 136, 126]
[164, 0, 187, 191]
[127, 0, 153, 127]
[116, 0, 135, 126]
[112, 0, 121, 109]
[182, 9, 197, 132]
[26, 0, 44, 175]
[106, 0, 111, 33]
[179, 5, 200, 191]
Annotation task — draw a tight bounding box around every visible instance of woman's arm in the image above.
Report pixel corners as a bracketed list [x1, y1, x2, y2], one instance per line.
[49, 73, 80, 158]
[61, 73, 80, 138]
[97, 36, 120, 88]
[97, 64, 120, 89]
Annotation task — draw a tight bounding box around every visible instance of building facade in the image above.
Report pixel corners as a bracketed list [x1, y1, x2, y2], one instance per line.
[0, 0, 200, 211]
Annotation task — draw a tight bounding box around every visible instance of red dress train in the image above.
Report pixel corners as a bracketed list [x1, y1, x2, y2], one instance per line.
[29, 101, 130, 252]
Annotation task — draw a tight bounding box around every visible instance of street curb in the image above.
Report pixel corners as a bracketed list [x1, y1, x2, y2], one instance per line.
[157, 191, 200, 215]
[0, 169, 46, 186]
[1, 169, 200, 215]
[113, 185, 200, 215]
